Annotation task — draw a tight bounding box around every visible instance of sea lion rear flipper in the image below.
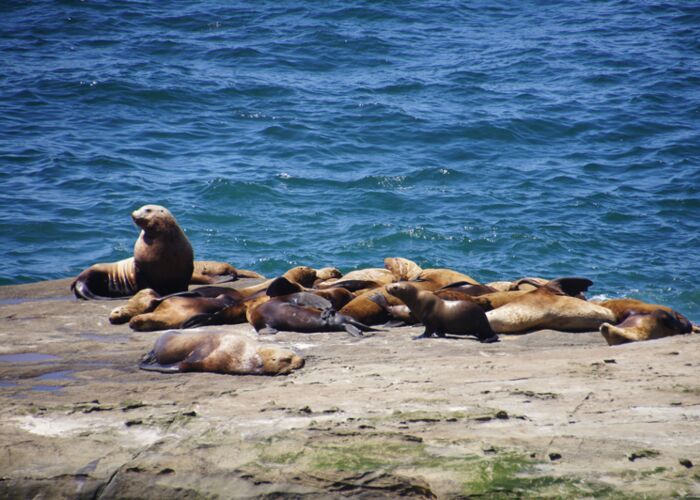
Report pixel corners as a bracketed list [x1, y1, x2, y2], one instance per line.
[545, 277, 593, 296]
[258, 327, 279, 335]
[71, 279, 121, 301]
[138, 350, 181, 374]
[344, 324, 364, 337]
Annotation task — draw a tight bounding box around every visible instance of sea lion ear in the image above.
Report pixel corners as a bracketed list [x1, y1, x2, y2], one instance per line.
[266, 276, 303, 297]
[544, 277, 593, 296]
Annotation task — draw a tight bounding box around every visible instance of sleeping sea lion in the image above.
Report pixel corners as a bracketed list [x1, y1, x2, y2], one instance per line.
[190, 261, 265, 284]
[485, 279, 615, 333]
[384, 257, 423, 281]
[386, 282, 498, 343]
[71, 205, 194, 299]
[139, 331, 304, 375]
[411, 268, 480, 290]
[600, 309, 694, 345]
[250, 300, 376, 337]
[129, 294, 237, 332]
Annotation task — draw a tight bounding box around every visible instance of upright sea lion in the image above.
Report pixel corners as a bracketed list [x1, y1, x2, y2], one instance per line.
[485, 280, 615, 334]
[71, 205, 194, 299]
[386, 282, 498, 342]
[600, 309, 694, 346]
[139, 331, 304, 375]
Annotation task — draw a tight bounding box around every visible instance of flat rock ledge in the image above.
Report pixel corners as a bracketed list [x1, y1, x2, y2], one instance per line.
[0, 278, 698, 498]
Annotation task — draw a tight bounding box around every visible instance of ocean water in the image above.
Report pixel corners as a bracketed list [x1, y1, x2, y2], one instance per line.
[1, 1, 699, 320]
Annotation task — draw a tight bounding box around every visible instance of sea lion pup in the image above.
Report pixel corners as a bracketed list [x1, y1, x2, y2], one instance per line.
[486, 278, 615, 334]
[600, 309, 694, 346]
[384, 257, 423, 281]
[139, 331, 304, 375]
[385, 282, 498, 342]
[71, 205, 194, 300]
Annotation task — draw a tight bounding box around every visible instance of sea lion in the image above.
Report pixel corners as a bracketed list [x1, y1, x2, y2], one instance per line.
[600, 309, 694, 346]
[594, 298, 682, 322]
[385, 282, 498, 342]
[71, 205, 194, 299]
[139, 331, 304, 375]
[384, 257, 423, 281]
[316, 268, 395, 291]
[485, 280, 615, 333]
[411, 268, 480, 290]
[129, 294, 237, 332]
[368, 292, 419, 325]
[250, 300, 376, 336]
[189, 261, 265, 284]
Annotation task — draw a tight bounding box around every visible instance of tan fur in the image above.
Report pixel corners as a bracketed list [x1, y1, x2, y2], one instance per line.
[314, 267, 342, 281]
[109, 288, 161, 324]
[144, 332, 304, 375]
[318, 268, 396, 289]
[415, 269, 480, 289]
[594, 298, 674, 322]
[486, 287, 616, 333]
[600, 311, 692, 346]
[129, 295, 231, 331]
[384, 257, 423, 281]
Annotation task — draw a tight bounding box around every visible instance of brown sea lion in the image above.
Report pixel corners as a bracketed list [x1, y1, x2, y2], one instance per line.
[368, 292, 419, 325]
[314, 267, 342, 282]
[71, 205, 194, 300]
[594, 298, 681, 322]
[316, 268, 395, 291]
[339, 287, 405, 326]
[139, 331, 304, 375]
[190, 261, 265, 284]
[384, 257, 423, 281]
[249, 300, 376, 336]
[485, 279, 615, 333]
[129, 294, 237, 332]
[600, 309, 694, 346]
[385, 282, 498, 342]
[412, 268, 480, 290]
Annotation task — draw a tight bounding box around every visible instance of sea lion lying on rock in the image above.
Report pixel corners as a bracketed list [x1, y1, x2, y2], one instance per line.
[139, 331, 304, 375]
[386, 282, 499, 343]
[485, 278, 615, 333]
[600, 309, 694, 346]
[72, 205, 194, 299]
[190, 261, 265, 284]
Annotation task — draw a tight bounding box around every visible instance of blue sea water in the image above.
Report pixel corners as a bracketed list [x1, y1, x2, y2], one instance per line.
[1, 1, 699, 320]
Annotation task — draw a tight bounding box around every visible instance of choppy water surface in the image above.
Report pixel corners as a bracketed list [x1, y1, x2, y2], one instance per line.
[1, 2, 699, 319]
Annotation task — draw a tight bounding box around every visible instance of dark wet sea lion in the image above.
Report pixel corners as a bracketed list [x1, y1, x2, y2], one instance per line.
[139, 331, 304, 375]
[386, 282, 498, 342]
[71, 205, 194, 299]
[600, 309, 693, 346]
[249, 300, 376, 336]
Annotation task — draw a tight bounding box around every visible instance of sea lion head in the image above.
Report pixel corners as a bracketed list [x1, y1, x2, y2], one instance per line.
[600, 309, 693, 346]
[314, 267, 342, 281]
[386, 282, 419, 302]
[109, 288, 161, 324]
[282, 266, 318, 288]
[258, 346, 305, 375]
[131, 205, 176, 233]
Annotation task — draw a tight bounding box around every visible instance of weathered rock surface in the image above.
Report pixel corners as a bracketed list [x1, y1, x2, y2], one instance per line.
[0, 278, 699, 498]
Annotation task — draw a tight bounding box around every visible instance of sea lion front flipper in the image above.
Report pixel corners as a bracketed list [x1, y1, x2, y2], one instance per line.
[71, 279, 122, 301]
[181, 313, 218, 329]
[138, 351, 181, 373]
[382, 320, 408, 328]
[258, 327, 279, 335]
[412, 329, 433, 340]
[344, 324, 364, 337]
[479, 334, 500, 344]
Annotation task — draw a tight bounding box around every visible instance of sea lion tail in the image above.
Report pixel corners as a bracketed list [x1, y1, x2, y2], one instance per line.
[138, 350, 180, 373]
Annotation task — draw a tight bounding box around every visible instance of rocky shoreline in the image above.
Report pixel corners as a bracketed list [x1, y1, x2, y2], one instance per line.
[1, 278, 698, 498]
